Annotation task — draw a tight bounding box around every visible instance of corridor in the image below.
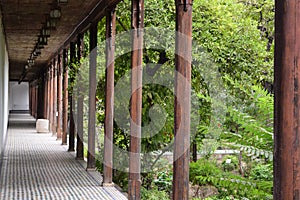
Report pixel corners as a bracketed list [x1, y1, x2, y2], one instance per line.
[0, 114, 127, 200]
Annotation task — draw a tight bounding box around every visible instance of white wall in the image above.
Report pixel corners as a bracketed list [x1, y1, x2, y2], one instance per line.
[9, 82, 29, 111]
[0, 11, 9, 161]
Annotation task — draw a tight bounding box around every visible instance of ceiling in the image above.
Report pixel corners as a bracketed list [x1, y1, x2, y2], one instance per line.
[0, 0, 106, 81]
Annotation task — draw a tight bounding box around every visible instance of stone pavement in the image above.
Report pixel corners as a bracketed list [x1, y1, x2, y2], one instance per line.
[0, 114, 127, 200]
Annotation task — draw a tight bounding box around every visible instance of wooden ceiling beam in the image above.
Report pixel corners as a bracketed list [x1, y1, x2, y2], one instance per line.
[55, 0, 121, 57]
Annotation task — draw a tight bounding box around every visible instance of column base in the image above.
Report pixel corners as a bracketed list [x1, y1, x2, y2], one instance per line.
[86, 168, 97, 172]
[102, 182, 115, 187]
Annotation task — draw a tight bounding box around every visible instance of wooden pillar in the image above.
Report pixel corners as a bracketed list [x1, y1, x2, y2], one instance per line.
[52, 60, 58, 135]
[274, 1, 300, 199]
[68, 42, 76, 152]
[49, 65, 54, 132]
[57, 54, 63, 139]
[31, 85, 34, 117]
[37, 75, 45, 119]
[34, 85, 38, 118]
[30, 85, 34, 116]
[103, 7, 116, 186]
[48, 68, 51, 122]
[43, 72, 48, 119]
[128, 0, 144, 199]
[76, 33, 84, 160]
[32, 85, 36, 118]
[35, 86, 38, 118]
[62, 49, 69, 145]
[29, 84, 32, 116]
[45, 72, 49, 119]
[87, 22, 98, 170]
[173, 1, 192, 199]
[31, 85, 34, 116]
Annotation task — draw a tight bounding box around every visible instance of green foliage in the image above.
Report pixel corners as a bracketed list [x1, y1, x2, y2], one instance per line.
[191, 0, 274, 168]
[190, 159, 223, 183]
[193, 0, 273, 83]
[221, 155, 239, 172]
[190, 159, 273, 199]
[240, 0, 275, 51]
[141, 187, 169, 200]
[67, 61, 80, 92]
[250, 163, 273, 181]
[113, 169, 129, 191]
[74, 0, 275, 198]
[153, 171, 173, 193]
[221, 80, 273, 162]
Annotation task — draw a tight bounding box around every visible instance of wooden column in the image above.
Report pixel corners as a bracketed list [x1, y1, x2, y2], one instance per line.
[37, 75, 45, 119]
[62, 49, 69, 145]
[173, 1, 192, 199]
[76, 33, 84, 160]
[43, 72, 48, 119]
[47, 66, 51, 121]
[274, 1, 300, 199]
[128, 0, 144, 199]
[49, 65, 54, 132]
[29, 84, 32, 116]
[33, 85, 38, 119]
[68, 42, 76, 152]
[87, 22, 98, 170]
[57, 54, 63, 139]
[103, 7, 116, 186]
[31, 84, 33, 116]
[31, 85, 34, 117]
[52, 60, 58, 135]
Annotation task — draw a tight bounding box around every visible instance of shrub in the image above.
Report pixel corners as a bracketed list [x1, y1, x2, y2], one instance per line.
[190, 158, 273, 199]
[250, 163, 273, 181]
[141, 186, 169, 200]
[190, 158, 222, 185]
[154, 171, 173, 193]
[221, 155, 239, 172]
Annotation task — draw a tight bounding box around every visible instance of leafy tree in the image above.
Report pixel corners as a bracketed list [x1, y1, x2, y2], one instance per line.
[73, 0, 275, 197]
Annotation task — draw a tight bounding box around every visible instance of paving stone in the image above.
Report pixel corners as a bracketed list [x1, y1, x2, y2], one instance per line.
[0, 114, 127, 200]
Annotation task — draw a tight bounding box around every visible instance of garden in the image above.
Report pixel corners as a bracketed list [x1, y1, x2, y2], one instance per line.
[70, 0, 275, 199]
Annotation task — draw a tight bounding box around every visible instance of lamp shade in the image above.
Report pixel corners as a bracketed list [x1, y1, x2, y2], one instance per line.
[46, 20, 56, 29]
[38, 36, 48, 45]
[27, 59, 35, 66]
[41, 28, 50, 37]
[50, 9, 61, 18]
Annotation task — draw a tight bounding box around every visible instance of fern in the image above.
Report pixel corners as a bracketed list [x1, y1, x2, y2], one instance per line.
[190, 159, 272, 199]
[221, 82, 273, 161]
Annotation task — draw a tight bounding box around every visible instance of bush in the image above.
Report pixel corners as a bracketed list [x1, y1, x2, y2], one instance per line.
[112, 170, 128, 191]
[190, 158, 222, 185]
[141, 187, 169, 200]
[250, 163, 273, 181]
[154, 171, 173, 193]
[190, 158, 273, 199]
[221, 155, 239, 172]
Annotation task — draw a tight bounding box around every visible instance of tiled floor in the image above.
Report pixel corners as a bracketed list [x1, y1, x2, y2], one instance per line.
[0, 114, 127, 200]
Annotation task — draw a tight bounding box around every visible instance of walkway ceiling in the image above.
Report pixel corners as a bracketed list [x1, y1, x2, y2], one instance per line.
[1, 0, 120, 82]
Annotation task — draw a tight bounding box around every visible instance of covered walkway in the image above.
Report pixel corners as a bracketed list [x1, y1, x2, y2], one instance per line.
[0, 0, 194, 198]
[0, 0, 299, 199]
[0, 114, 127, 200]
